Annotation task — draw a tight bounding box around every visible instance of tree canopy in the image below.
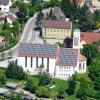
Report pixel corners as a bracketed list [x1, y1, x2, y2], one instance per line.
[5, 61, 27, 80]
[82, 44, 97, 65]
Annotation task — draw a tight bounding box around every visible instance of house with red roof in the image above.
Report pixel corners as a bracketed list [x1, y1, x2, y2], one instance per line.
[42, 20, 72, 40]
[70, 0, 85, 7]
[6, 13, 17, 25]
[80, 32, 100, 48]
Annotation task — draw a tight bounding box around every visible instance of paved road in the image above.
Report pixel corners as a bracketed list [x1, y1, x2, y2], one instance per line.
[0, 8, 51, 61]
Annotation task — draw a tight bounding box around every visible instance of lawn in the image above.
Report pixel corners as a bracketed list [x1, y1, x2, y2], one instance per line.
[0, 67, 78, 99]
[51, 78, 68, 91]
[27, 75, 77, 99]
[0, 67, 6, 76]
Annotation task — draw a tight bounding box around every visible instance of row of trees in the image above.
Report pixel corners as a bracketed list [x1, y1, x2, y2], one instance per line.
[61, 0, 97, 32]
[66, 43, 100, 100]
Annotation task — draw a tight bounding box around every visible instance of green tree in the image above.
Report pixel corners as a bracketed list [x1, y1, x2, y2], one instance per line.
[57, 87, 65, 99]
[49, 0, 59, 6]
[36, 86, 50, 98]
[2, 19, 10, 30]
[0, 75, 7, 86]
[36, 11, 44, 26]
[82, 44, 97, 65]
[29, 8, 34, 17]
[34, 4, 43, 12]
[89, 53, 100, 90]
[67, 75, 77, 95]
[0, 30, 12, 40]
[17, 2, 28, 23]
[11, 20, 20, 36]
[61, 0, 77, 20]
[78, 11, 96, 32]
[25, 79, 36, 93]
[15, 94, 22, 100]
[5, 61, 27, 80]
[39, 72, 51, 86]
[31, 0, 36, 8]
[76, 78, 89, 99]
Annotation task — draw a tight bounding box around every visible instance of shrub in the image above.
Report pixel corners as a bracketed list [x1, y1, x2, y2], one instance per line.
[25, 79, 36, 93]
[5, 61, 27, 80]
[36, 86, 50, 98]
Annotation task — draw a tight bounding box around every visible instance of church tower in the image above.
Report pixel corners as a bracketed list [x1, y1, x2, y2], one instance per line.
[73, 29, 80, 49]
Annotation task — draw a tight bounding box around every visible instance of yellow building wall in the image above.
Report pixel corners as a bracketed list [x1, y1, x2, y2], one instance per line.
[42, 28, 72, 40]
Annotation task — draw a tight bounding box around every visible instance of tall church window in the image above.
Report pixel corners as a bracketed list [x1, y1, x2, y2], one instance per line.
[31, 57, 33, 68]
[36, 57, 38, 67]
[79, 63, 81, 71]
[25, 57, 27, 67]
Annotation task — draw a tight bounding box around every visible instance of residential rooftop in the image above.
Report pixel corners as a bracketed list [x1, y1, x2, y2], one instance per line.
[81, 32, 100, 43]
[0, 0, 9, 6]
[42, 20, 72, 29]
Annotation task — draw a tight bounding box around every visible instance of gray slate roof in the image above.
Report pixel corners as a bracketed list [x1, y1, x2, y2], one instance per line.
[5, 82, 18, 89]
[0, 0, 9, 6]
[0, 88, 9, 95]
[58, 48, 78, 66]
[18, 43, 78, 66]
[19, 43, 57, 58]
[52, 6, 66, 20]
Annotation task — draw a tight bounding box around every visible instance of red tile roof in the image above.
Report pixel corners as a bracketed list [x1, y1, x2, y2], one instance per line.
[71, 0, 85, 6]
[7, 13, 17, 22]
[79, 54, 86, 61]
[81, 32, 100, 44]
[42, 20, 72, 29]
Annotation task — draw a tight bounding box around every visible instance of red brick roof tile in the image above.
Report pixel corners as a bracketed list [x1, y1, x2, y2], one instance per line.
[42, 20, 72, 29]
[81, 32, 100, 44]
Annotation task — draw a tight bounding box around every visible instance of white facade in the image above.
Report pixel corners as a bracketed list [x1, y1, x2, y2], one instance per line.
[0, 0, 12, 12]
[18, 56, 86, 79]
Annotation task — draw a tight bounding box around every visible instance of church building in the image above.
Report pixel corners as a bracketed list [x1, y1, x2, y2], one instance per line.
[17, 29, 87, 79]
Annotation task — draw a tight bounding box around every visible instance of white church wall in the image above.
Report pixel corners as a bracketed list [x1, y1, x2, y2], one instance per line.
[18, 57, 26, 71]
[55, 66, 77, 79]
[38, 58, 42, 67]
[33, 57, 36, 68]
[77, 61, 87, 73]
[43, 58, 47, 69]
[49, 58, 56, 76]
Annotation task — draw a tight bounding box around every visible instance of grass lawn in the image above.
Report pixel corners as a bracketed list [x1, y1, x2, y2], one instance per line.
[0, 67, 6, 75]
[27, 75, 77, 99]
[51, 78, 68, 91]
[0, 67, 91, 100]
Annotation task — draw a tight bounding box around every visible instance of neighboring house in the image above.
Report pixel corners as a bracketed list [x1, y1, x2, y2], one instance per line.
[0, 36, 5, 43]
[0, 36, 5, 48]
[70, 0, 85, 7]
[0, 0, 12, 13]
[42, 20, 72, 40]
[51, 6, 66, 20]
[80, 32, 100, 48]
[92, 0, 100, 9]
[17, 29, 87, 79]
[6, 13, 17, 25]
